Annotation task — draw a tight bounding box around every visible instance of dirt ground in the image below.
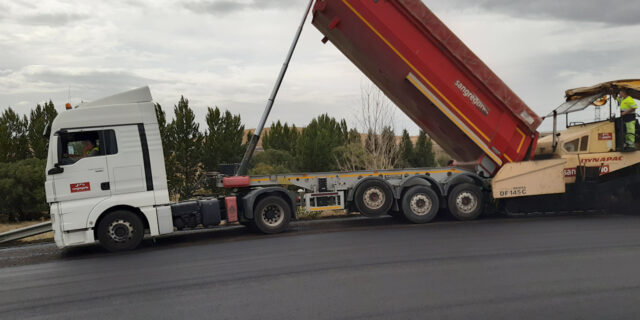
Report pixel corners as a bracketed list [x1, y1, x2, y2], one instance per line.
[0, 222, 54, 244]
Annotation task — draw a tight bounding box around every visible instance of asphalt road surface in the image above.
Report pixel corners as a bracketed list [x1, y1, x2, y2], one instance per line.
[2, 214, 640, 319]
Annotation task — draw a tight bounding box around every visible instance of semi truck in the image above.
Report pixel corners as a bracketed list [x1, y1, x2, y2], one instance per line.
[43, 0, 640, 252]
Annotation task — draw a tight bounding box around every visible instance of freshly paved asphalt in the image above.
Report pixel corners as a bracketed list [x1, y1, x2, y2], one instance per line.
[2, 214, 640, 319]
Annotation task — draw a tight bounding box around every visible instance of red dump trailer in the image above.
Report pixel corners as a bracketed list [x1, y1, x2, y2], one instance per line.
[312, 0, 542, 176]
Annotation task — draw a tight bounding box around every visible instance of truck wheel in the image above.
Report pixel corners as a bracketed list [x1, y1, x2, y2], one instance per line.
[253, 196, 291, 234]
[401, 186, 439, 224]
[97, 210, 144, 252]
[355, 180, 393, 217]
[447, 183, 483, 221]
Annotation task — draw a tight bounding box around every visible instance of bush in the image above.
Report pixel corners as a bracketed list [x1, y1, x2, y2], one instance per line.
[250, 149, 297, 175]
[0, 158, 48, 222]
[333, 143, 368, 171]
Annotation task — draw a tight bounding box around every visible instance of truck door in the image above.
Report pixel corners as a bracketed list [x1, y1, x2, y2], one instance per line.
[50, 129, 117, 232]
[106, 125, 150, 197]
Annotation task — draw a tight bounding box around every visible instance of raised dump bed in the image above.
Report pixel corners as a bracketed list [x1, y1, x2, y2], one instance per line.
[312, 0, 542, 176]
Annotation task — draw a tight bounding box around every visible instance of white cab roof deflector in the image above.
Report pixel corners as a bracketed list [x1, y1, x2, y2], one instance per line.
[80, 86, 153, 108]
[52, 86, 158, 130]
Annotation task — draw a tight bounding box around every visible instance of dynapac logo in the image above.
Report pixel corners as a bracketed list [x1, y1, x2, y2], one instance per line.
[580, 156, 622, 164]
[455, 80, 490, 116]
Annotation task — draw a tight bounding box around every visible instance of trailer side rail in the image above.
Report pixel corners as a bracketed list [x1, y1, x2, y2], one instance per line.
[235, 167, 465, 191]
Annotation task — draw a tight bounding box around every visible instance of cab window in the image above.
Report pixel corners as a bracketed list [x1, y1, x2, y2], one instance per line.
[58, 130, 117, 165]
[579, 136, 589, 152]
[563, 138, 580, 153]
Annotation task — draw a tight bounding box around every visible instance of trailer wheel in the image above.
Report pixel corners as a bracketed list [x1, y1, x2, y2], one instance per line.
[447, 183, 483, 221]
[97, 210, 144, 252]
[401, 186, 439, 224]
[253, 195, 291, 234]
[354, 180, 393, 217]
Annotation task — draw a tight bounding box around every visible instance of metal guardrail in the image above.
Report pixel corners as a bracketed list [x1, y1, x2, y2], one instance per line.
[0, 221, 52, 244]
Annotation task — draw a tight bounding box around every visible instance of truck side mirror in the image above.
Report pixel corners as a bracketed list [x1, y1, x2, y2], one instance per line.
[48, 164, 64, 175]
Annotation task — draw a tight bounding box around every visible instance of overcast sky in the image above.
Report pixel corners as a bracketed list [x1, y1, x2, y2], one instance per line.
[1, 0, 639, 133]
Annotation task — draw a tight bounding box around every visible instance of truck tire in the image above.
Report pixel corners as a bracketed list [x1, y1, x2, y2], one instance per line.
[401, 186, 439, 224]
[97, 210, 144, 252]
[447, 183, 483, 221]
[354, 180, 394, 217]
[253, 195, 291, 234]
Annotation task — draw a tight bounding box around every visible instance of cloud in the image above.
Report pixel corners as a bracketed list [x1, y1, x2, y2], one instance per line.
[0, 3, 9, 20]
[438, 0, 639, 25]
[1, 0, 639, 136]
[0, 0, 90, 27]
[183, 0, 300, 16]
[0, 66, 156, 102]
[184, 0, 246, 15]
[251, 0, 299, 10]
[21, 13, 89, 26]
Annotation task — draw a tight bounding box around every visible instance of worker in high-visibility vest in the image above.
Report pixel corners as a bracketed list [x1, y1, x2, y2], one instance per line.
[83, 140, 100, 157]
[618, 88, 638, 150]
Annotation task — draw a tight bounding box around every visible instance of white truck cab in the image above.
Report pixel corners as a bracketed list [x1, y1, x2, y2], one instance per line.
[44, 87, 298, 252]
[45, 87, 172, 250]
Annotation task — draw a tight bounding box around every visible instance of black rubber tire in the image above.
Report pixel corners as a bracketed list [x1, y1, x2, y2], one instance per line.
[447, 183, 484, 221]
[97, 210, 144, 252]
[354, 179, 394, 217]
[253, 196, 291, 234]
[401, 186, 440, 224]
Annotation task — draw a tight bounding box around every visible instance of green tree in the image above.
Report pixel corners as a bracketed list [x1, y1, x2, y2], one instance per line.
[28, 101, 58, 159]
[166, 96, 203, 200]
[411, 130, 436, 167]
[397, 129, 414, 168]
[154, 103, 171, 161]
[155, 103, 167, 140]
[202, 107, 245, 173]
[0, 158, 48, 222]
[346, 128, 361, 144]
[242, 130, 253, 149]
[296, 114, 346, 172]
[262, 121, 299, 152]
[0, 108, 30, 163]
